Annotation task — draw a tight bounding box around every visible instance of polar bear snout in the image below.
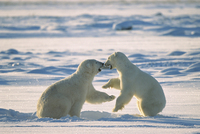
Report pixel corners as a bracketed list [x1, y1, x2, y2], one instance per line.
[104, 62, 112, 70]
[108, 65, 112, 69]
[104, 58, 114, 70]
[98, 62, 104, 72]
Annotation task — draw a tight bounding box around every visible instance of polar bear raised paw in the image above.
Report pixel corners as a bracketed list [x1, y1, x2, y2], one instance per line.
[102, 78, 121, 90]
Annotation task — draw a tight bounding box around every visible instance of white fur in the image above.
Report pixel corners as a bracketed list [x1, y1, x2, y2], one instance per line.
[37, 59, 115, 119]
[102, 52, 166, 116]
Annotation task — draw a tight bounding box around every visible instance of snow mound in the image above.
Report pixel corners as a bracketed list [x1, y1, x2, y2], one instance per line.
[81, 111, 114, 120]
[188, 51, 200, 56]
[28, 66, 76, 75]
[112, 21, 133, 30]
[1, 108, 200, 130]
[0, 49, 19, 55]
[128, 53, 147, 58]
[0, 108, 127, 122]
[0, 108, 37, 122]
[168, 51, 186, 56]
[160, 68, 182, 75]
[185, 62, 200, 72]
[0, 108, 112, 122]
[112, 20, 152, 31]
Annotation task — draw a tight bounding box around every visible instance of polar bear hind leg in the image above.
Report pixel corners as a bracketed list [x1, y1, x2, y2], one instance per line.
[68, 101, 84, 117]
[137, 100, 144, 116]
[137, 99, 164, 117]
[37, 94, 72, 119]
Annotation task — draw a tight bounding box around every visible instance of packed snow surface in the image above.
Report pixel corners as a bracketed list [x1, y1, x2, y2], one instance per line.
[0, 0, 200, 134]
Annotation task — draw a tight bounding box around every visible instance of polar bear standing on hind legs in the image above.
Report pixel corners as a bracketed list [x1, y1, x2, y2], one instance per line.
[37, 59, 115, 119]
[102, 52, 166, 116]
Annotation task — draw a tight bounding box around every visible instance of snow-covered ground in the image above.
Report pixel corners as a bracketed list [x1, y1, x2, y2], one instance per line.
[0, 0, 200, 133]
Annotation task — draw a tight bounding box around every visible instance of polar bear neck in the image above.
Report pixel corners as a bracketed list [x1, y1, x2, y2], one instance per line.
[116, 57, 139, 77]
[74, 70, 95, 83]
[115, 56, 137, 73]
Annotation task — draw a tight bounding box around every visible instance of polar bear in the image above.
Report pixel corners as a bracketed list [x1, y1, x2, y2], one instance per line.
[37, 59, 115, 119]
[102, 52, 166, 116]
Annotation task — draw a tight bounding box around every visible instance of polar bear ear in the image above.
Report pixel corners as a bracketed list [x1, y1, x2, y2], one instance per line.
[114, 52, 118, 57]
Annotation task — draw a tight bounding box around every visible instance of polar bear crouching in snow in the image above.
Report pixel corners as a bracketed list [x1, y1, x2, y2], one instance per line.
[37, 59, 115, 119]
[102, 52, 166, 116]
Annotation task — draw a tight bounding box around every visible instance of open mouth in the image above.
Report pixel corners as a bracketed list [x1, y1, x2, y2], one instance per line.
[105, 64, 112, 70]
[101, 64, 112, 70]
[98, 68, 101, 72]
[108, 65, 112, 70]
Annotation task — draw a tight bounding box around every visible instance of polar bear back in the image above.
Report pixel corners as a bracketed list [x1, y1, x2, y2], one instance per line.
[39, 73, 89, 104]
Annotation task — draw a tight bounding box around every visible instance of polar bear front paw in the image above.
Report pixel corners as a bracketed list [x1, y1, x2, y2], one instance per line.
[106, 95, 115, 101]
[113, 105, 124, 112]
[110, 95, 116, 100]
[112, 108, 118, 112]
[102, 84, 110, 89]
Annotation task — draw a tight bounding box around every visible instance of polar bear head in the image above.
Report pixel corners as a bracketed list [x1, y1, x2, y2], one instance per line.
[104, 52, 126, 69]
[77, 59, 104, 75]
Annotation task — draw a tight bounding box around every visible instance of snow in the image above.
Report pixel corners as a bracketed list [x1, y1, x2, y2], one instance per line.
[0, 0, 200, 134]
